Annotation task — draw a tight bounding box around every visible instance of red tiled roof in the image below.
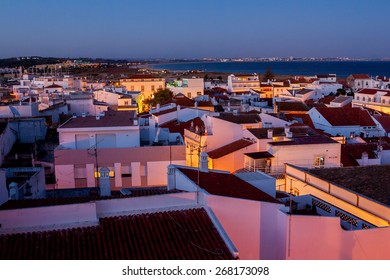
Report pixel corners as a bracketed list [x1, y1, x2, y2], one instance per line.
[0, 188, 183, 210]
[357, 88, 390, 95]
[317, 74, 336, 78]
[276, 101, 310, 112]
[341, 143, 378, 167]
[160, 117, 205, 137]
[197, 101, 213, 107]
[318, 96, 336, 104]
[177, 168, 281, 204]
[315, 107, 376, 127]
[374, 115, 390, 132]
[0, 208, 235, 260]
[152, 107, 179, 116]
[284, 114, 315, 128]
[216, 112, 261, 124]
[207, 139, 254, 159]
[376, 76, 389, 82]
[350, 74, 370, 79]
[45, 83, 63, 89]
[59, 111, 136, 128]
[162, 93, 195, 107]
[356, 88, 380, 95]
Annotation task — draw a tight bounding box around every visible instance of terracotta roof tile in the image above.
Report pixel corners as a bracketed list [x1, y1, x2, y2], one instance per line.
[0, 208, 234, 260]
[358, 88, 390, 96]
[276, 101, 310, 112]
[315, 107, 376, 127]
[177, 168, 281, 204]
[44, 83, 63, 89]
[350, 74, 370, 79]
[207, 139, 254, 159]
[216, 112, 261, 124]
[0, 188, 182, 210]
[284, 113, 315, 128]
[163, 93, 195, 107]
[160, 117, 205, 137]
[340, 143, 378, 167]
[59, 111, 136, 128]
[374, 115, 390, 132]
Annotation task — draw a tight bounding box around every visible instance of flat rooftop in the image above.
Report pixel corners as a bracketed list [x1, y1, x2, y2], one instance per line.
[307, 165, 390, 206]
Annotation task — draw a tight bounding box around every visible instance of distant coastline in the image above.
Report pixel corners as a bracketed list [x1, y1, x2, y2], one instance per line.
[149, 61, 390, 78]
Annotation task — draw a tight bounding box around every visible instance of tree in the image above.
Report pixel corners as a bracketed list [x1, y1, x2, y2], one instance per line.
[336, 88, 346, 96]
[144, 88, 174, 108]
[263, 65, 274, 82]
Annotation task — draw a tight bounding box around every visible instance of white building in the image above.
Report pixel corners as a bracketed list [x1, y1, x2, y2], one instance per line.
[308, 106, 378, 138]
[347, 74, 375, 91]
[243, 125, 341, 174]
[57, 111, 140, 150]
[352, 88, 390, 114]
[166, 77, 204, 98]
[227, 74, 260, 93]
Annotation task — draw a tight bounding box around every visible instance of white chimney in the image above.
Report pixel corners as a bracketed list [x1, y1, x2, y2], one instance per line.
[156, 103, 160, 112]
[99, 167, 111, 196]
[267, 129, 273, 139]
[199, 151, 209, 172]
[361, 152, 369, 166]
[96, 115, 100, 120]
[9, 182, 19, 200]
[167, 164, 176, 191]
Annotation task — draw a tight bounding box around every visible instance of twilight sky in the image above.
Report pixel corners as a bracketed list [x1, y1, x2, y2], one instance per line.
[1, 0, 389, 59]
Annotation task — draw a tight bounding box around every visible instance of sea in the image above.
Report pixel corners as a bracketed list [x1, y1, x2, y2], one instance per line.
[150, 61, 390, 78]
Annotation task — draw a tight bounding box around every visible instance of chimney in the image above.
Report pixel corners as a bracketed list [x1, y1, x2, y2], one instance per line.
[9, 182, 19, 200]
[199, 151, 209, 172]
[156, 103, 160, 112]
[267, 129, 273, 139]
[167, 164, 176, 191]
[99, 167, 111, 196]
[361, 152, 369, 166]
[96, 115, 100, 120]
[284, 124, 290, 136]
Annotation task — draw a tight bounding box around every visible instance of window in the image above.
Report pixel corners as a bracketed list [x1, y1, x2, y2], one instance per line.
[159, 85, 162, 89]
[130, 86, 134, 91]
[141, 86, 145, 92]
[74, 164, 87, 178]
[151, 85, 155, 91]
[121, 164, 132, 177]
[187, 92, 192, 98]
[124, 101, 129, 105]
[314, 156, 325, 168]
[356, 96, 359, 100]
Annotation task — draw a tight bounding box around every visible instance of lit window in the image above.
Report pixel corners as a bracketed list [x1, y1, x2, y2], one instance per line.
[314, 156, 325, 168]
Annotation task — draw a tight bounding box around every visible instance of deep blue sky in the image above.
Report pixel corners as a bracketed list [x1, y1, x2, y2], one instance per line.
[1, 0, 389, 59]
